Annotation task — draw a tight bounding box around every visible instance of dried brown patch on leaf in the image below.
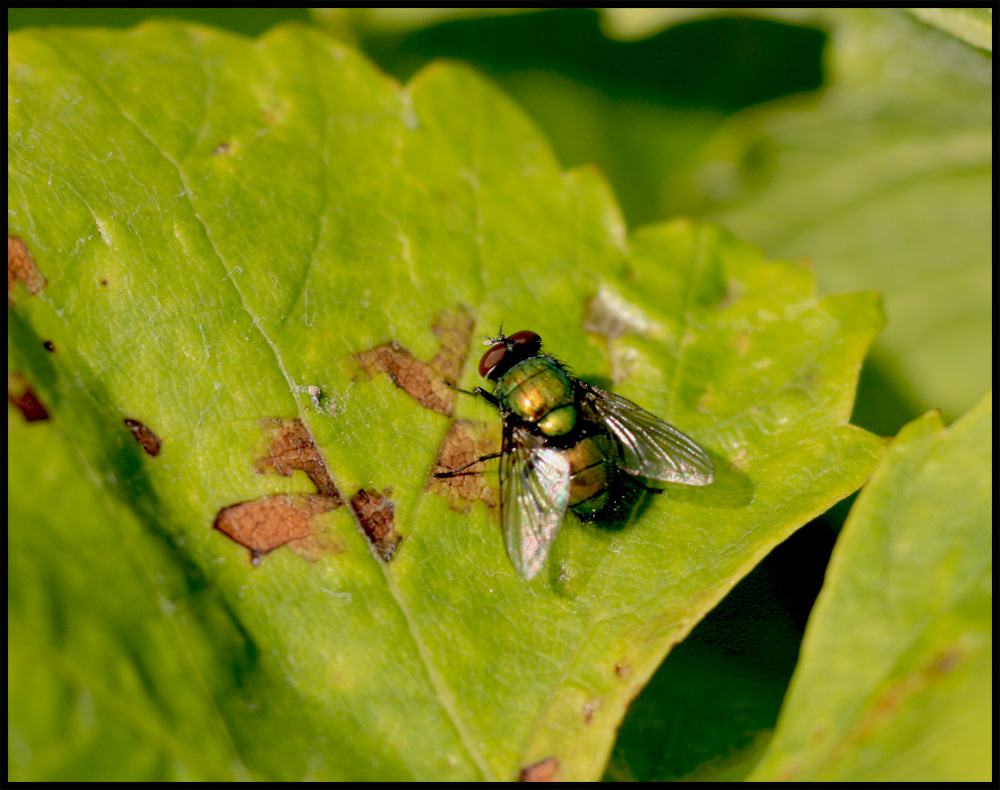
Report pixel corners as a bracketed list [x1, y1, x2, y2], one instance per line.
[356, 341, 455, 415]
[785, 642, 978, 781]
[350, 488, 400, 562]
[124, 418, 162, 457]
[427, 420, 499, 512]
[214, 493, 343, 563]
[355, 307, 475, 416]
[519, 756, 560, 782]
[8, 237, 46, 306]
[614, 661, 632, 681]
[256, 417, 341, 500]
[213, 416, 345, 563]
[429, 307, 475, 384]
[8, 373, 49, 422]
[929, 648, 961, 674]
[848, 643, 972, 747]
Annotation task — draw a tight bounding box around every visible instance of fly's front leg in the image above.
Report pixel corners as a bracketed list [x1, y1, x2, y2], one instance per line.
[434, 451, 502, 478]
[471, 386, 500, 408]
[445, 380, 500, 409]
[436, 383, 502, 478]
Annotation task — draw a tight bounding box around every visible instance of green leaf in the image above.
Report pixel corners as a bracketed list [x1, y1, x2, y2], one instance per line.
[701, 8, 992, 427]
[9, 23, 883, 780]
[751, 392, 993, 782]
[906, 8, 994, 51]
[7, 371, 250, 781]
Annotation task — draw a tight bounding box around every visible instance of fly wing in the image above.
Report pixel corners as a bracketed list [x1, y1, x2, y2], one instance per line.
[579, 382, 714, 486]
[500, 423, 571, 580]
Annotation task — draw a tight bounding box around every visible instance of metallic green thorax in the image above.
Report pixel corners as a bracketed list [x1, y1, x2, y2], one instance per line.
[493, 356, 611, 512]
[494, 356, 576, 435]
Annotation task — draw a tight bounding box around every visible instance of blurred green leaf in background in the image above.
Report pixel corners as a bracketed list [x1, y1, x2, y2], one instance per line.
[8, 8, 991, 783]
[751, 391, 992, 782]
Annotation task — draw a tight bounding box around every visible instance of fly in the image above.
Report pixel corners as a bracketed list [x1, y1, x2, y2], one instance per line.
[435, 329, 714, 580]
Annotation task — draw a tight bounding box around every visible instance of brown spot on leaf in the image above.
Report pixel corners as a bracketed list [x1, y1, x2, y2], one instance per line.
[213, 416, 344, 563]
[429, 307, 476, 384]
[124, 418, 162, 457]
[355, 307, 474, 416]
[821, 641, 972, 768]
[929, 648, 961, 675]
[615, 661, 631, 680]
[519, 756, 560, 782]
[357, 341, 454, 415]
[256, 417, 340, 499]
[43, 340, 55, 352]
[427, 420, 499, 512]
[213, 141, 231, 155]
[214, 494, 342, 562]
[582, 699, 600, 724]
[7, 373, 49, 421]
[350, 488, 400, 561]
[8, 237, 46, 305]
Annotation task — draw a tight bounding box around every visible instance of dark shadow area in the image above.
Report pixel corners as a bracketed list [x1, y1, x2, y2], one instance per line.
[610, 490, 856, 780]
[364, 10, 826, 113]
[574, 472, 658, 533]
[850, 352, 925, 439]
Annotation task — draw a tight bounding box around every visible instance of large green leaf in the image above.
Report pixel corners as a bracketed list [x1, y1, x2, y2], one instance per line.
[751, 392, 992, 781]
[8, 23, 883, 780]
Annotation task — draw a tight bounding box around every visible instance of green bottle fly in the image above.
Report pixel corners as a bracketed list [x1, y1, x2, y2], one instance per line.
[437, 329, 714, 580]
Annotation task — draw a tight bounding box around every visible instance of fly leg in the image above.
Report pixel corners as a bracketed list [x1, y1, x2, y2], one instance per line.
[445, 381, 500, 409]
[471, 387, 500, 408]
[435, 382, 502, 478]
[433, 451, 502, 479]
[632, 479, 665, 495]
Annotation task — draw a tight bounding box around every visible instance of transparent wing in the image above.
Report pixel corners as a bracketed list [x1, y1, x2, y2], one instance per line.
[499, 424, 571, 581]
[579, 382, 714, 486]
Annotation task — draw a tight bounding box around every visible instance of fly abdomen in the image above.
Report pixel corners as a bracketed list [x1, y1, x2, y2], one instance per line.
[566, 433, 615, 514]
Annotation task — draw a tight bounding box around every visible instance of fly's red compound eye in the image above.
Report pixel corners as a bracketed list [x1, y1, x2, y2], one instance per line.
[479, 342, 508, 378]
[507, 329, 542, 357]
[509, 331, 541, 352]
